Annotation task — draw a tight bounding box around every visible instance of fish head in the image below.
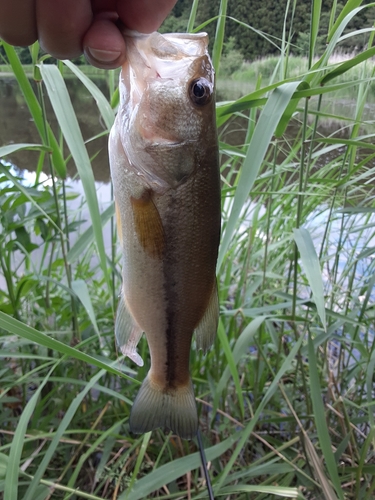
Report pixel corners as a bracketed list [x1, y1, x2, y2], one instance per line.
[114, 31, 216, 190]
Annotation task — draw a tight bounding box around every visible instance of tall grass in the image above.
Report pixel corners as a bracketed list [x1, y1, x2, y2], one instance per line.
[224, 52, 375, 103]
[1, 0, 375, 498]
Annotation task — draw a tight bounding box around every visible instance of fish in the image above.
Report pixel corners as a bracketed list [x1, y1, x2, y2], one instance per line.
[108, 30, 221, 439]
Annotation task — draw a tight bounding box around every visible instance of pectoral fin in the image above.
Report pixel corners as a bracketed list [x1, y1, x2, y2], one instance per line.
[115, 291, 144, 366]
[131, 190, 165, 259]
[195, 280, 219, 353]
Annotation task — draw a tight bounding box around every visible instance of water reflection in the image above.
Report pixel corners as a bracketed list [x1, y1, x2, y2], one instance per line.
[0, 75, 111, 182]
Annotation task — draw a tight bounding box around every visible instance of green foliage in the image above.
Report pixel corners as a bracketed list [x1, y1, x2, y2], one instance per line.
[160, 14, 189, 34]
[226, 0, 375, 60]
[218, 37, 244, 77]
[295, 31, 327, 58]
[1, 1, 375, 499]
[13, 46, 32, 64]
[0, 42, 86, 66]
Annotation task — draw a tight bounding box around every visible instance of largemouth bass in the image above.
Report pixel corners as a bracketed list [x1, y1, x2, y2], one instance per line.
[109, 30, 220, 439]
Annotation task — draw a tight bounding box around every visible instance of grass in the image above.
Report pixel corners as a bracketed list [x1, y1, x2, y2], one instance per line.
[0, 63, 119, 78]
[218, 50, 375, 104]
[1, 1, 375, 499]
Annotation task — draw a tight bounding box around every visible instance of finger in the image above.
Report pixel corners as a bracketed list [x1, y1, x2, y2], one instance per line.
[117, 0, 178, 33]
[91, 0, 117, 14]
[84, 16, 126, 69]
[36, 0, 93, 59]
[0, 0, 37, 46]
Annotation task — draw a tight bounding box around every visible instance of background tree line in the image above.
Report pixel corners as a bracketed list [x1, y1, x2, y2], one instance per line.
[164, 0, 375, 59]
[1, 0, 375, 65]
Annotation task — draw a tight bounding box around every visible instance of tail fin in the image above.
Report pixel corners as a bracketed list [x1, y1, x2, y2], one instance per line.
[129, 374, 198, 439]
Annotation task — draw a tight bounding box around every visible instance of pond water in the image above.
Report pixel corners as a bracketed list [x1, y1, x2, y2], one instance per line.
[2, 73, 375, 184]
[0, 75, 111, 182]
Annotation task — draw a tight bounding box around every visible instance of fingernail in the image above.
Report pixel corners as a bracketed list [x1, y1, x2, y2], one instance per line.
[85, 47, 121, 64]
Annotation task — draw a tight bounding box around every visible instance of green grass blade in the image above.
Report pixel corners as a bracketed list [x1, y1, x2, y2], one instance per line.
[187, 0, 200, 32]
[214, 318, 244, 418]
[39, 64, 110, 292]
[0, 144, 49, 157]
[327, 0, 364, 42]
[212, 0, 228, 73]
[4, 363, 57, 500]
[309, 0, 322, 66]
[218, 485, 304, 498]
[215, 333, 304, 493]
[217, 81, 301, 270]
[275, 81, 310, 137]
[0, 453, 8, 481]
[124, 432, 152, 499]
[110, 86, 119, 109]
[303, 434, 338, 500]
[2, 44, 66, 178]
[293, 227, 326, 330]
[67, 202, 114, 263]
[356, 428, 375, 499]
[65, 419, 126, 492]
[192, 15, 220, 34]
[119, 434, 238, 500]
[217, 77, 375, 120]
[308, 334, 344, 500]
[0, 163, 63, 235]
[214, 316, 265, 417]
[62, 60, 115, 130]
[367, 350, 375, 429]
[322, 5, 367, 65]
[23, 369, 107, 500]
[71, 280, 99, 336]
[0, 312, 129, 379]
[320, 46, 375, 85]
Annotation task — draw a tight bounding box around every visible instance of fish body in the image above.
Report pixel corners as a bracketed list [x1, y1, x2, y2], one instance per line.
[109, 31, 220, 439]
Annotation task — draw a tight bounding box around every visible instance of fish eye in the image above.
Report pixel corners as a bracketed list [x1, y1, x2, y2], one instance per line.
[188, 78, 212, 106]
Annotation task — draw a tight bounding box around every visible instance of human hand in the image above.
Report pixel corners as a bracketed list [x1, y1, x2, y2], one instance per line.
[0, 0, 177, 69]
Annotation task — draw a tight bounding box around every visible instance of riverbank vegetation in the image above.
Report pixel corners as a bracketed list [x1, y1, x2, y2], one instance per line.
[1, 0, 375, 499]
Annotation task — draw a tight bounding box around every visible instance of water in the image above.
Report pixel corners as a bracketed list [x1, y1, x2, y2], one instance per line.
[2, 72, 375, 179]
[0, 75, 111, 182]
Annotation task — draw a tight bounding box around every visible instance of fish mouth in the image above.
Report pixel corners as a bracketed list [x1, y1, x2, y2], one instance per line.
[121, 28, 208, 58]
[123, 31, 209, 84]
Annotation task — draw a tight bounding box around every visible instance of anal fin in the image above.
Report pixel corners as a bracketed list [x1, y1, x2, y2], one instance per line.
[195, 280, 219, 353]
[115, 291, 144, 366]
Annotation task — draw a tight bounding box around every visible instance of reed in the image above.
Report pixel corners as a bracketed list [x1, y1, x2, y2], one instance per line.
[1, 1, 375, 498]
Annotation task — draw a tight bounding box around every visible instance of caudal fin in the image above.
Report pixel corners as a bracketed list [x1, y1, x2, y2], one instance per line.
[129, 374, 198, 439]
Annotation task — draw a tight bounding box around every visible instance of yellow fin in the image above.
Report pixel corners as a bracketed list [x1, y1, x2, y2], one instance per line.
[129, 373, 198, 439]
[195, 280, 219, 353]
[131, 190, 165, 259]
